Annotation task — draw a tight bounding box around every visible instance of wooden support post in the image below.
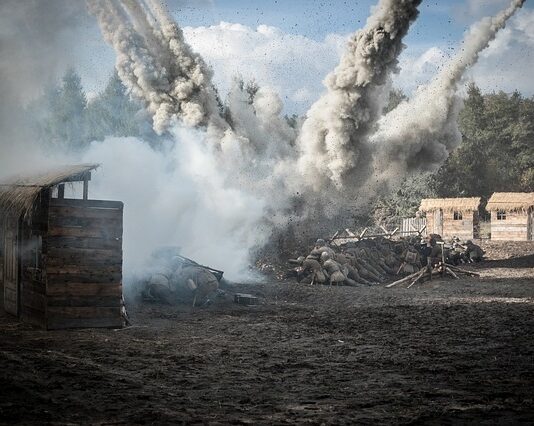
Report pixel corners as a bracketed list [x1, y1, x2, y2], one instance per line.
[83, 178, 89, 201]
[57, 184, 65, 199]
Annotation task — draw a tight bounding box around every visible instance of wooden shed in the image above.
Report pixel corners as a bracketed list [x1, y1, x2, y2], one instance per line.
[486, 192, 534, 241]
[419, 197, 481, 240]
[0, 164, 124, 329]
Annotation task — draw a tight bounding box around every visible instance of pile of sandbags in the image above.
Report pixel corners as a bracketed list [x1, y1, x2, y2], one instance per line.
[287, 237, 422, 286]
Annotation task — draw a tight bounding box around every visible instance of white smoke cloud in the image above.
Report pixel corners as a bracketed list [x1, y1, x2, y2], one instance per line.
[0, 0, 91, 176]
[370, 0, 525, 187]
[80, 131, 268, 280]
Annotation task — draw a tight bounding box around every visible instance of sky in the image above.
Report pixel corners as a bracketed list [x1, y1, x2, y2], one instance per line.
[67, 0, 534, 114]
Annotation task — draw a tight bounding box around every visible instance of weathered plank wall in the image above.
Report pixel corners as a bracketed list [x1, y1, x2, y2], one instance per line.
[44, 198, 123, 329]
[20, 189, 50, 328]
[491, 211, 529, 241]
[442, 211, 476, 240]
[3, 215, 19, 316]
[0, 219, 4, 288]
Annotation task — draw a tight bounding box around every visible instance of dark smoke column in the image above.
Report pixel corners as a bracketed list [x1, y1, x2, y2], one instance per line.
[297, 0, 422, 191]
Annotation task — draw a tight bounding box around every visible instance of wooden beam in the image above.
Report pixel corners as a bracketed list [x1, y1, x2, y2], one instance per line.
[83, 177, 89, 201]
[57, 184, 65, 199]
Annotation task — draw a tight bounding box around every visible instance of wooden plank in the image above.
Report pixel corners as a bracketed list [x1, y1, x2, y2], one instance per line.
[48, 215, 122, 229]
[50, 199, 123, 209]
[47, 282, 122, 297]
[46, 265, 122, 275]
[45, 247, 121, 260]
[47, 296, 121, 308]
[47, 317, 122, 330]
[49, 206, 122, 220]
[47, 306, 121, 319]
[44, 236, 122, 250]
[47, 225, 122, 239]
[45, 258, 122, 270]
[47, 272, 122, 285]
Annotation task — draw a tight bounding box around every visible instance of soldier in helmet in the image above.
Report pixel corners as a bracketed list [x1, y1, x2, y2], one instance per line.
[465, 240, 484, 262]
[171, 264, 219, 307]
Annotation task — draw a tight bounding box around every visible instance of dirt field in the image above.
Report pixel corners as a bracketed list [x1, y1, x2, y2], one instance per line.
[1, 241, 534, 425]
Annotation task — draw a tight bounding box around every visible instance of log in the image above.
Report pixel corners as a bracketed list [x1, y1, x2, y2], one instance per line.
[446, 268, 460, 280]
[407, 269, 427, 289]
[386, 268, 424, 288]
[446, 264, 480, 276]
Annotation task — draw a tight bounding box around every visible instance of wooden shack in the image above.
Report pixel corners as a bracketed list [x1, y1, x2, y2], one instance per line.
[0, 164, 124, 329]
[486, 192, 534, 241]
[419, 197, 481, 240]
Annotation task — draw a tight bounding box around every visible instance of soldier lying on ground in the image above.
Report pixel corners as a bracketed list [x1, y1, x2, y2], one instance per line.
[171, 265, 219, 307]
[465, 240, 484, 262]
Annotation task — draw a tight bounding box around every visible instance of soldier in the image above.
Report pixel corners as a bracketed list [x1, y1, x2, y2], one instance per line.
[302, 257, 327, 284]
[320, 252, 356, 286]
[465, 240, 484, 262]
[171, 265, 219, 307]
[145, 273, 175, 305]
[335, 252, 374, 285]
[343, 250, 382, 283]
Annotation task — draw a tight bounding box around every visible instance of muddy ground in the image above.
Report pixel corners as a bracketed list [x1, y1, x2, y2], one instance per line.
[1, 241, 534, 425]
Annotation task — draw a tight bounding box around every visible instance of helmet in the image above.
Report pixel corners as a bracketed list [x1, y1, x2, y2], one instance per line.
[320, 251, 331, 262]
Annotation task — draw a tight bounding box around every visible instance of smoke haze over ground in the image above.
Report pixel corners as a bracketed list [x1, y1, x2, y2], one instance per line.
[0, 0, 526, 281]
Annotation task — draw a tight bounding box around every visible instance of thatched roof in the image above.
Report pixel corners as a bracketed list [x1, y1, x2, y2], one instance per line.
[486, 192, 534, 211]
[0, 164, 99, 219]
[420, 197, 481, 212]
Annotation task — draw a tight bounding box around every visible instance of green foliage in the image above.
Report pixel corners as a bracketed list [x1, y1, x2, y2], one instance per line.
[374, 84, 534, 222]
[373, 173, 436, 225]
[433, 83, 534, 197]
[85, 71, 144, 141]
[29, 68, 155, 153]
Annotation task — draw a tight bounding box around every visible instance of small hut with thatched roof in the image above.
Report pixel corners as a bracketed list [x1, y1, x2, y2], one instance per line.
[486, 192, 534, 241]
[419, 197, 481, 240]
[0, 164, 124, 329]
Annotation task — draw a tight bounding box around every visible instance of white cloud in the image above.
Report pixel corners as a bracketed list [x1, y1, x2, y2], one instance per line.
[392, 9, 534, 97]
[183, 22, 347, 114]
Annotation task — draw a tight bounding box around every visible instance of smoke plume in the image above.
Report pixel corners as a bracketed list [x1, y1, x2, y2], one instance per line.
[369, 0, 526, 187]
[87, 0, 226, 134]
[296, 0, 422, 190]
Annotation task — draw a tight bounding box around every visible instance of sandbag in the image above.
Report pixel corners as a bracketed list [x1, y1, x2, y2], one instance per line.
[323, 259, 341, 275]
[330, 271, 346, 283]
